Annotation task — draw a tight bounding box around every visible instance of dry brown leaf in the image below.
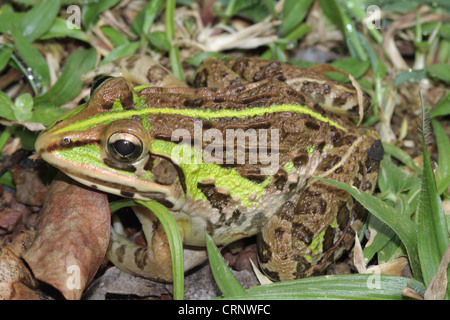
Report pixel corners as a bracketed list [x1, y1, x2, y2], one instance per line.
[12, 169, 47, 207]
[424, 244, 450, 300]
[366, 257, 409, 276]
[354, 234, 409, 277]
[23, 173, 110, 300]
[0, 231, 40, 300]
[1, 137, 22, 156]
[353, 232, 367, 273]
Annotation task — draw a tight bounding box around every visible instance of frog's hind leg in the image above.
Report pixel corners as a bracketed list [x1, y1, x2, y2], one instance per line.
[256, 180, 356, 281]
[82, 55, 187, 88]
[257, 129, 383, 281]
[107, 206, 207, 282]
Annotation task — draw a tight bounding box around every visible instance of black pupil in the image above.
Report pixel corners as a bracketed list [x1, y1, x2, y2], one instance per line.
[114, 139, 135, 157]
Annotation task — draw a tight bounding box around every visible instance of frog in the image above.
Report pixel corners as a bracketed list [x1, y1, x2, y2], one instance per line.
[35, 55, 384, 282]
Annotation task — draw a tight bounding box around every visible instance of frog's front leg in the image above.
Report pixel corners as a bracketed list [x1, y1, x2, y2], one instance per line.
[107, 206, 207, 282]
[257, 128, 383, 281]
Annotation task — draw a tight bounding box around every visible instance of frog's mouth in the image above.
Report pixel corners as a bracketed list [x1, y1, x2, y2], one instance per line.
[35, 133, 186, 210]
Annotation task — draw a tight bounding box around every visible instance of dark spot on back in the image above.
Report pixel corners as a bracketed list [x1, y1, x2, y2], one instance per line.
[243, 169, 266, 184]
[273, 168, 288, 190]
[275, 201, 295, 222]
[322, 226, 335, 252]
[213, 95, 226, 103]
[336, 201, 350, 231]
[183, 98, 204, 108]
[274, 227, 285, 240]
[293, 153, 309, 168]
[253, 61, 286, 82]
[318, 155, 341, 171]
[295, 190, 327, 216]
[334, 135, 357, 147]
[292, 222, 313, 245]
[305, 121, 320, 130]
[197, 182, 231, 212]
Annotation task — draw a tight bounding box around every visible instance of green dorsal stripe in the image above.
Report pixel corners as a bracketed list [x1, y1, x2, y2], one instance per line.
[55, 103, 345, 134]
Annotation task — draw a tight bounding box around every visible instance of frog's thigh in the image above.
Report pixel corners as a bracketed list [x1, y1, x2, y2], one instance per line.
[107, 206, 207, 282]
[257, 181, 354, 281]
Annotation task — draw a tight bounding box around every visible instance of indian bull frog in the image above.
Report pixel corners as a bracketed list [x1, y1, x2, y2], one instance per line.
[35, 55, 383, 281]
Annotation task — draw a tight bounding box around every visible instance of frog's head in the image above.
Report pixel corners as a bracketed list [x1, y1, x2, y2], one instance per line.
[35, 77, 186, 210]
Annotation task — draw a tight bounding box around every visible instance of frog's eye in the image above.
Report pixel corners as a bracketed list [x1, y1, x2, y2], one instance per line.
[91, 75, 113, 96]
[107, 132, 143, 162]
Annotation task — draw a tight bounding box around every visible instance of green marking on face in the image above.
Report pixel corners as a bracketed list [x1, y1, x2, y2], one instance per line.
[53, 103, 346, 134]
[150, 139, 271, 207]
[133, 94, 152, 131]
[54, 144, 137, 178]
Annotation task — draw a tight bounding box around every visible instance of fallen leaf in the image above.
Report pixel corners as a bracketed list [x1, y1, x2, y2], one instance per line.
[424, 244, 450, 300]
[23, 173, 110, 300]
[0, 208, 23, 234]
[0, 231, 40, 300]
[366, 257, 409, 276]
[12, 169, 47, 207]
[353, 232, 367, 273]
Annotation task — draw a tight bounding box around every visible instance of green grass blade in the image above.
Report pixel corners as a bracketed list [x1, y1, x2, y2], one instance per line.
[0, 45, 13, 72]
[109, 199, 138, 214]
[12, 25, 50, 93]
[0, 91, 16, 121]
[279, 0, 314, 36]
[165, 0, 184, 81]
[432, 119, 450, 194]
[137, 200, 184, 300]
[34, 48, 97, 111]
[20, 0, 60, 41]
[417, 115, 449, 290]
[427, 63, 450, 83]
[431, 92, 450, 117]
[206, 233, 246, 298]
[218, 274, 411, 300]
[314, 176, 421, 281]
[39, 17, 88, 42]
[102, 42, 140, 64]
[82, 0, 121, 29]
[141, 0, 162, 37]
[382, 142, 422, 172]
[363, 214, 396, 262]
